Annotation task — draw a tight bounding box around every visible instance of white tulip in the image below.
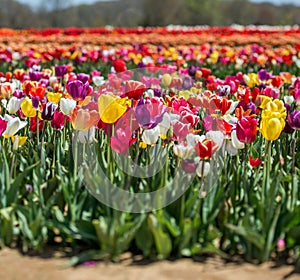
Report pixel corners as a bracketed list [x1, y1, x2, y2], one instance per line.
[231, 130, 245, 150]
[60, 98, 77, 115]
[7, 96, 23, 114]
[142, 126, 160, 145]
[3, 114, 27, 138]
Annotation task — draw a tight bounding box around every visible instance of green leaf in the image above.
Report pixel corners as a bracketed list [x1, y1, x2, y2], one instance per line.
[148, 213, 172, 258]
[226, 224, 265, 251]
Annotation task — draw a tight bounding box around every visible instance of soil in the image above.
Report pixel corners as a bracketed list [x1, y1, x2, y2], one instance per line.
[0, 247, 300, 280]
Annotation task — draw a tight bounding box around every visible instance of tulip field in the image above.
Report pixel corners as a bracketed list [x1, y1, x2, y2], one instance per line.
[0, 26, 300, 266]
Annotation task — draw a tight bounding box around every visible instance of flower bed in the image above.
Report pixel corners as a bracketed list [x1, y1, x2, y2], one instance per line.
[0, 26, 299, 266]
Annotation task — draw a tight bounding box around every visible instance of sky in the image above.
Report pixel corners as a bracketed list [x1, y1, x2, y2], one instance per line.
[15, 0, 300, 10]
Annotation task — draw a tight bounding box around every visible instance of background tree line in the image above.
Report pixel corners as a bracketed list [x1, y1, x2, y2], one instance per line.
[0, 0, 300, 28]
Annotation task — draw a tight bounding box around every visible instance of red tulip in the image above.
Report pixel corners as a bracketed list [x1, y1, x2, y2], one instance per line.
[195, 139, 218, 160]
[249, 156, 262, 168]
[113, 59, 126, 73]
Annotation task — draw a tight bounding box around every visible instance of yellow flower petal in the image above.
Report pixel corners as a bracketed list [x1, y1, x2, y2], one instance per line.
[98, 94, 129, 124]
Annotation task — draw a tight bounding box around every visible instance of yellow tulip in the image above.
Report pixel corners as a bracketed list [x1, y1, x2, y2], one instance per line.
[98, 94, 129, 124]
[260, 97, 286, 141]
[20, 97, 36, 118]
[244, 73, 259, 88]
[12, 135, 27, 150]
[178, 90, 191, 100]
[47, 92, 62, 104]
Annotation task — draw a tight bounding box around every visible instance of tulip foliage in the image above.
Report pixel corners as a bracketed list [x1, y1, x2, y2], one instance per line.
[0, 26, 299, 267]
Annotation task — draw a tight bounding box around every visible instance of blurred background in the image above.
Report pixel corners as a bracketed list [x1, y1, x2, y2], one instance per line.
[0, 0, 300, 28]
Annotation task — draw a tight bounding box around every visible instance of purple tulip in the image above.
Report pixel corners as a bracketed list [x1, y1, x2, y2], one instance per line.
[188, 65, 197, 76]
[13, 89, 24, 99]
[289, 110, 300, 130]
[77, 73, 90, 84]
[134, 99, 164, 129]
[258, 69, 272, 81]
[67, 80, 89, 101]
[55, 65, 67, 78]
[32, 96, 40, 109]
[182, 76, 193, 90]
[29, 71, 42, 81]
[41, 102, 58, 121]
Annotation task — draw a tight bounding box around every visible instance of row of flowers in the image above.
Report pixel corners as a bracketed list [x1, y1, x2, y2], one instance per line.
[0, 62, 299, 171]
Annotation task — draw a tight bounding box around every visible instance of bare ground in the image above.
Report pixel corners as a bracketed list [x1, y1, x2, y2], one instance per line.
[0, 247, 300, 280]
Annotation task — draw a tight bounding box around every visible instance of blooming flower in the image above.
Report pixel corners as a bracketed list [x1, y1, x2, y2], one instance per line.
[249, 156, 262, 168]
[98, 94, 129, 124]
[7, 96, 22, 114]
[51, 111, 65, 130]
[288, 110, 300, 130]
[260, 96, 287, 141]
[60, 98, 77, 115]
[195, 139, 218, 160]
[20, 97, 36, 118]
[70, 107, 99, 131]
[0, 117, 8, 137]
[236, 116, 258, 143]
[3, 115, 27, 138]
[67, 80, 89, 101]
[41, 102, 58, 121]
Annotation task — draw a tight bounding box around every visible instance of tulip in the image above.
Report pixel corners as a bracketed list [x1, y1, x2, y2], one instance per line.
[60, 98, 77, 115]
[141, 126, 160, 145]
[51, 111, 65, 130]
[47, 92, 62, 104]
[195, 139, 218, 160]
[231, 130, 245, 150]
[20, 97, 36, 118]
[260, 97, 286, 141]
[161, 73, 172, 87]
[0, 117, 8, 137]
[54, 65, 67, 78]
[3, 115, 27, 138]
[288, 110, 300, 130]
[113, 59, 127, 73]
[181, 159, 198, 173]
[77, 73, 90, 84]
[98, 94, 129, 124]
[70, 107, 99, 131]
[172, 120, 190, 142]
[173, 143, 194, 159]
[124, 80, 146, 100]
[236, 116, 258, 143]
[41, 102, 58, 121]
[7, 96, 22, 114]
[12, 135, 27, 150]
[249, 156, 262, 168]
[30, 116, 45, 133]
[67, 80, 89, 101]
[110, 127, 132, 155]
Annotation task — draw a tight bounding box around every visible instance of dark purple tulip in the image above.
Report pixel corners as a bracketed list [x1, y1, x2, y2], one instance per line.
[29, 71, 42, 81]
[55, 65, 67, 78]
[258, 69, 272, 81]
[289, 110, 300, 130]
[13, 89, 24, 99]
[188, 65, 197, 76]
[217, 85, 231, 96]
[32, 96, 40, 109]
[154, 88, 163, 97]
[41, 102, 58, 121]
[77, 73, 90, 84]
[283, 121, 294, 134]
[67, 80, 89, 101]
